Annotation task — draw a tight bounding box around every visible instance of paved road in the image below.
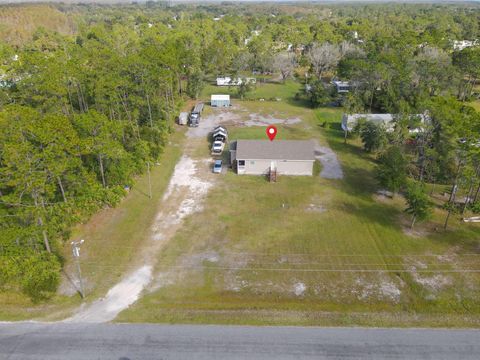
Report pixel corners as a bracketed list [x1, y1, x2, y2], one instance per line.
[1, 323, 479, 359]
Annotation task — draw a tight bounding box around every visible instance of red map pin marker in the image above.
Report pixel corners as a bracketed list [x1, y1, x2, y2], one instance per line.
[266, 125, 277, 141]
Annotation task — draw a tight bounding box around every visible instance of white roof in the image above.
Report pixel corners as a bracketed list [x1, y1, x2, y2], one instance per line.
[342, 113, 430, 132]
[332, 81, 350, 86]
[211, 94, 230, 101]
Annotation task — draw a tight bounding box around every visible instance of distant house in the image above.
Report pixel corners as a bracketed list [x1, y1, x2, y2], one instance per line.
[216, 77, 243, 86]
[453, 40, 479, 51]
[332, 81, 351, 93]
[216, 77, 254, 86]
[230, 140, 315, 176]
[341, 113, 430, 133]
[216, 77, 232, 86]
[211, 94, 230, 107]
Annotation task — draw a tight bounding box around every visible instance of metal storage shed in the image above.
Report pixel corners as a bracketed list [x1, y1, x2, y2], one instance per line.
[211, 94, 231, 107]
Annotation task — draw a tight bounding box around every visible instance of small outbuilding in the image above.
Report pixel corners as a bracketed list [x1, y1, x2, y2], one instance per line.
[211, 94, 231, 107]
[230, 140, 315, 176]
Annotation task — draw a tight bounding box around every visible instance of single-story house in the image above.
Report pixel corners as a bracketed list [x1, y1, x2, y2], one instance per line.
[341, 113, 430, 133]
[211, 94, 231, 107]
[332, 81, 351, 93]
[230, 140, 315, 176]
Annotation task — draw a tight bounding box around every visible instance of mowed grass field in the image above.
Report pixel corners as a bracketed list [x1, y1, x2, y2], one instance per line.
[117, 84, 480, 327]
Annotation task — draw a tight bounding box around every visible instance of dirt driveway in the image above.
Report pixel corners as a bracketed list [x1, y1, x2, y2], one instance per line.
[67, 114, 228, 322]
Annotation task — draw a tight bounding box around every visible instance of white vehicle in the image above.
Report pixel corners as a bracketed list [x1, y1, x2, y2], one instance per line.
[211, 140, 225, 155]
[178, 112, 188, 125]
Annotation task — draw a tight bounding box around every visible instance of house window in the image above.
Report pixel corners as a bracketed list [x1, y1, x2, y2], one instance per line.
[238, 160, 245, 167]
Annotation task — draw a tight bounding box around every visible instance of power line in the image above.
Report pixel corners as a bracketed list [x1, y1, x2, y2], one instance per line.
[63, 263, 480, 273]
[2, 243, 480, 257]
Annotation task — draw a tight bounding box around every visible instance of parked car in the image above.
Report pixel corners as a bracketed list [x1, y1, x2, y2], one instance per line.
[213, 159, 222, 173]
[211, 140, 225, 155]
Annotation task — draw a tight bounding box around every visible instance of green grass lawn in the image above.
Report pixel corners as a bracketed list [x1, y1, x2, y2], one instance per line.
[116, 90, 480, 327]
[0, 128, 186, 321]
[469, 100, 480, 112]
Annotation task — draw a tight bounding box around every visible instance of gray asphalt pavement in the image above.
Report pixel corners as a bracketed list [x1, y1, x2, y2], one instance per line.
[1, 322, 479, 360]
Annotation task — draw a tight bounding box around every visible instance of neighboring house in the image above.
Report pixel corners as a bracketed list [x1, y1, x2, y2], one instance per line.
[453, 40, 479, 51]
[216, 77, 255, 86]
[332, 81, 351, 93]
[341, 113, 430, 133]
[211, 94, 231, 107]
[216, 77, 233, 86]
[230, 140, 315, 176]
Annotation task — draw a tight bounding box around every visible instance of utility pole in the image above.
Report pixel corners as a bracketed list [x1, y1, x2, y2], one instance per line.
[147, 161, 152, 199]
[71, 239, 85, 299]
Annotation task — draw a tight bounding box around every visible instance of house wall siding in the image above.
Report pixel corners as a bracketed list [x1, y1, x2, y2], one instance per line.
[238, 159, 313, 176]
[211, 100, 230, 107]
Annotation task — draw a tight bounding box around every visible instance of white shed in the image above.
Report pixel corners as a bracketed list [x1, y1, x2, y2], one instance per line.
[211, 94, 231, 107]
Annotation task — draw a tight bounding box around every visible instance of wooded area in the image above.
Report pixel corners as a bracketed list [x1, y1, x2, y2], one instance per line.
[0, 1, 479, 301]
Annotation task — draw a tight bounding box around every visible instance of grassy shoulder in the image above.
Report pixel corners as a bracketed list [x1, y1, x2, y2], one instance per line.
[0, 128, 186, 321]
[116, 95, 480, 327]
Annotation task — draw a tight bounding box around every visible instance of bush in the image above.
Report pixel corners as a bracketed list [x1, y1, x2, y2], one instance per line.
[376, 145, 407, 194]
[359, 121, 388, 152]
[20, 253, 61, 302]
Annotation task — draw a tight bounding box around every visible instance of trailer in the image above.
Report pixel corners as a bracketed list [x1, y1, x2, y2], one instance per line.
[193, 102, 204, 114]
[178, 112, 189, 125]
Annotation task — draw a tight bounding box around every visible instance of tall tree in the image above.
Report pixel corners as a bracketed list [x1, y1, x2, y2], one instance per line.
[404, 182, 433, 229]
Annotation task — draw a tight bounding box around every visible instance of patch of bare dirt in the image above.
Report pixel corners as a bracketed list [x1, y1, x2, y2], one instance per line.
[245, 113, 302, 127]
[405, 258, 453, 294]
[314, 140, 343, 179]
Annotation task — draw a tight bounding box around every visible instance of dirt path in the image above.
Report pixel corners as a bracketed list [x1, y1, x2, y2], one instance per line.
[66, 119, 222, 323]
[314, 141, 343, 179]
